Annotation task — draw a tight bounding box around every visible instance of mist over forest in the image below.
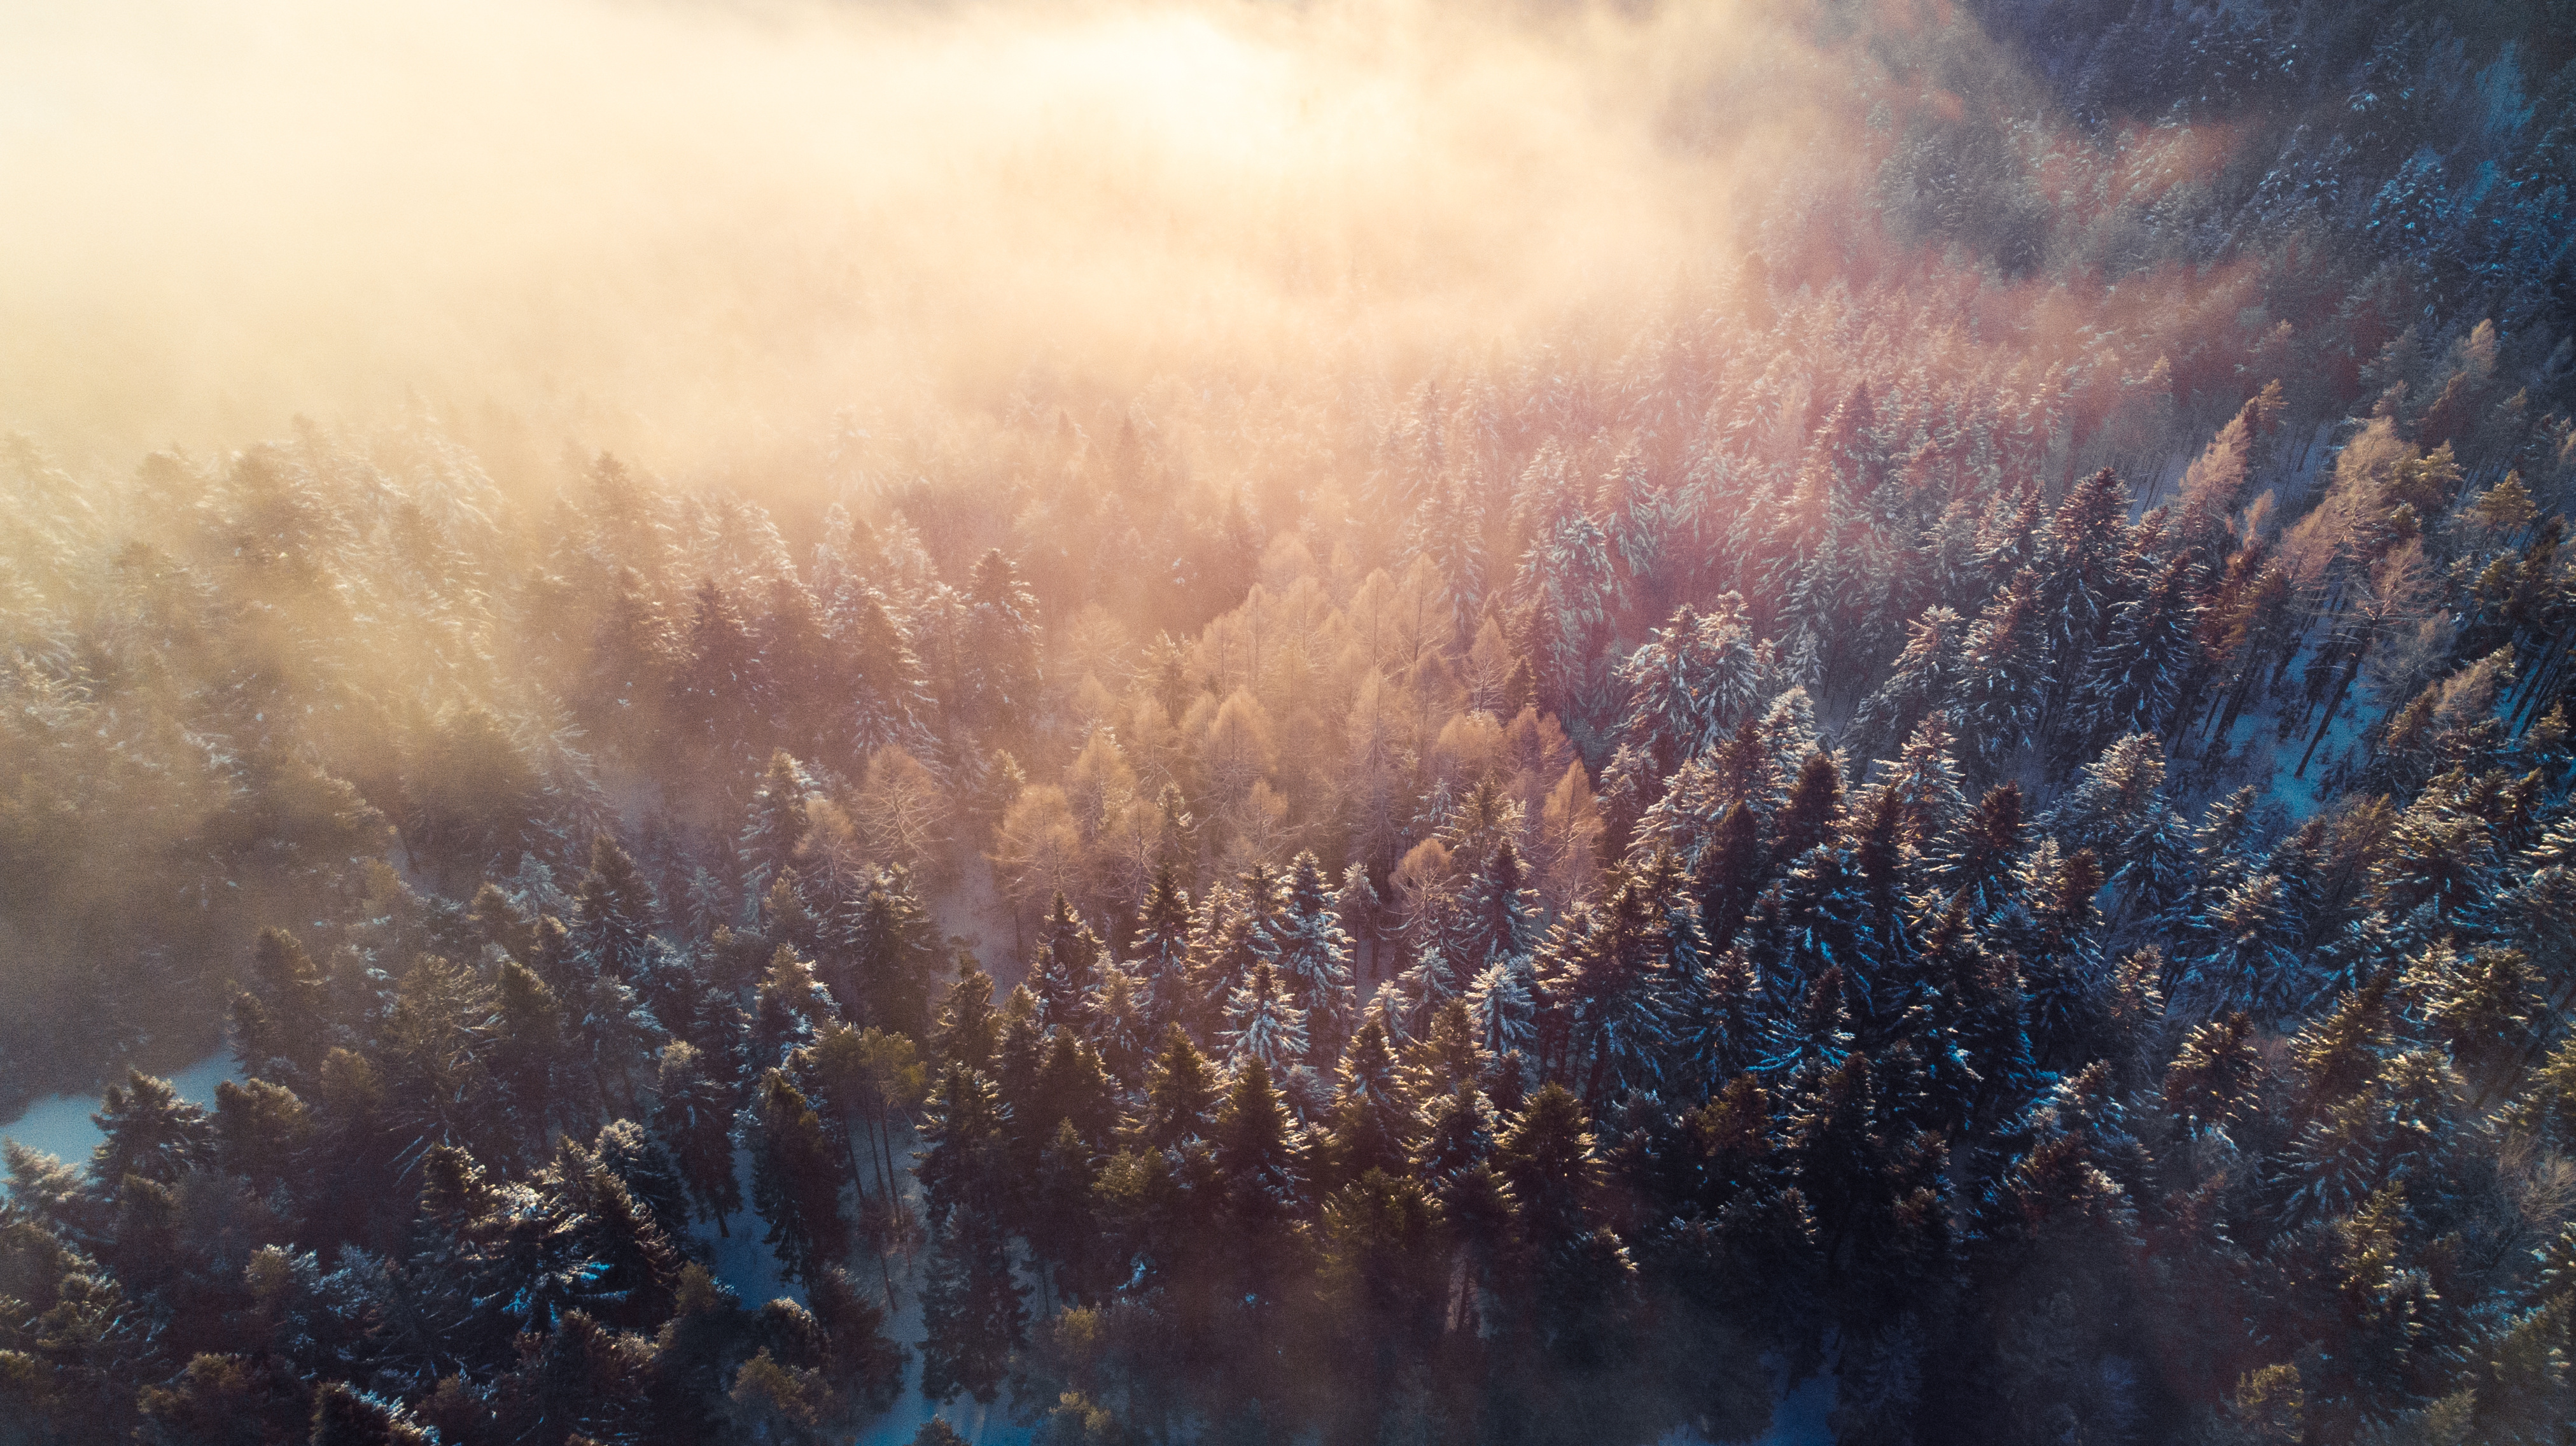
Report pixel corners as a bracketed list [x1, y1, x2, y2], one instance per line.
[4, 0, 2576, 1442]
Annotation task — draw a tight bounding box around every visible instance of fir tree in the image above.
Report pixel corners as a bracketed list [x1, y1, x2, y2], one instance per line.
[1268, 852, 1357, 1063]
[1555, 869, 1684, 1104]
[571, 831, 660, 985]
[1028, 1030, 1119, 1157]
[2031, 468, 2135, 710]
[1448, 836, 1543, 987]
[1926, 781, 2024, 921]
[2161, 1013, 2266, 1139]
[1131, 1025, 1221, 1152]
[1850, 606, 1964, 762]
[745, 1069, 848, 1285]
[1221, 962, 1312, 1079]
[235, 926, 330, 1082]
[90, 1070, 213, 1188]
[929, 955, 1000, 1079]
[1212, 1058, 1306, 1305]
[918, 1207, 1025, 1405]
[841, 587, 935, 759]
[1495, 1081, 1597, 1252]
[1316, 1016, 1413, 1188]
[1089, 967, 1156, 1090]
[2169, 873, 2305, 1021]
[672, 577, 768, 770]
[750, 946, 838, 1067]
[593, 1117, 694, 1246]
[311, 1382, 435, 1445]
[1871, 712, 1970, 856]
[1690, 801, 1768, 951]
[492, 957, 570, 1154]
[211, 1076, 311, 1198]
[1613, 593, 1763, 778]
[1772, 749, 1845, 864]
[2075, 548, 2202, 755]
[1674, 945, 1763, 1100]
[917, 1063, 1007, 1230]
[1029, 892, 1106, 1038]
[835, 864, 944, 1041]
[1466, 952, 1540, 1063]
[961, 549, 1042, 731]
[1521, 509, 1616, 724]
[1128, 862, 1196, 1040]
[2043, 732, 2190, 922]
[1948, 572, 2046, 779]
[739, 750, 813, 906]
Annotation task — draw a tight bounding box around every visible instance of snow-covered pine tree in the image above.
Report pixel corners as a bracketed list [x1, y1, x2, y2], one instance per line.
[750, 946, 839, 1067]
[1997, 841, 2107, 1069]
[1446, 836, 1543, 983]
[1773, 748, 1845, 866]
[2148, 785, 2265, 947]
[1947, 570, 2046, 780]
[1753, 688, 1824, 808]
[1598, 441, 1668, 622]
[834, 863, 944, 1041]
[1632, 717, 1767, 866]
[1849, 606, 1964, 764]
[2043, 733, 2190, 923]
[1871, 711, 1970, 857]
[1614, 603, 1707, 779]
[744, 1068, 849, 1286]
[1923, 780, 2025, 923]
[1030, 892, 1107, 1038]
[1194, 862, 1289, 1005]
[1315, 1013, 1412, 1186]
[1671, 943, 1762, 1100]
[1331, 859, 1385, 983]
[2030, 468, 2134, 722]
[738, 750, 814, 907]
[571, 831, 659, 985]
[1390, 939, 1469, 1046]
[2073, 549, 2202, 760]
[1464, 953, 1539, 1063]
[1268, 852, 1357, 1063]
[960, 549, 1042, 732]
[1613, 592, 1764, 785]
[2166, 871, 2306, 1021]
[837, 587, 935, 759]
[758, 572, 836, 764]
[1413, 472, 1488, 649]
[1690, 801, 1768, 953]
[1756, 965, 1856, 1082]
[1211, 1057, 1308, 1302]
[1222, 960, 1312, 1079]
[1551, 865, 1683, 1104]
[1129, 862, 1194, 1038]
[671, 577, 769, 774]
[1971, 482, 2043, 598]
[649, 1041, 741, 1235]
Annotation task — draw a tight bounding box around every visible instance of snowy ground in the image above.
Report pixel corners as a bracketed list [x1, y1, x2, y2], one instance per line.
[685, 1127, 1035, 1445]
[1756, 1372, 1835, 1446]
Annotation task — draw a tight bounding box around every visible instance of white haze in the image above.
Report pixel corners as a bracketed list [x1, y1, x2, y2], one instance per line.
[0, 0, 1835, 469]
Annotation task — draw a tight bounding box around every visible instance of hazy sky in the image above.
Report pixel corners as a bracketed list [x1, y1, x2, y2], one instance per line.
[0, 0, 1826, 467]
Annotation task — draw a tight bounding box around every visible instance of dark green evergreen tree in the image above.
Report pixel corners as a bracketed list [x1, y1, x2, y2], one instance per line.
[746, 1069, 846, 1282]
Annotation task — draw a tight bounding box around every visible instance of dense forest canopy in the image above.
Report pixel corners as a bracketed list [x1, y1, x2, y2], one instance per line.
[5, 0, 2576, 1442]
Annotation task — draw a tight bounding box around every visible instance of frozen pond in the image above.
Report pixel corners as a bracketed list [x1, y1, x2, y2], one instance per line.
[0, 1054, 240, 1169]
